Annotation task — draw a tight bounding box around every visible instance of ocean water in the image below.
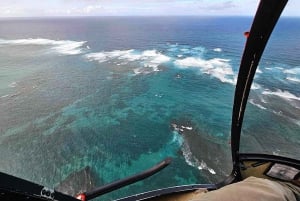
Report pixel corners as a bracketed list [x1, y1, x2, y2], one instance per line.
[0, 17, 299, 200]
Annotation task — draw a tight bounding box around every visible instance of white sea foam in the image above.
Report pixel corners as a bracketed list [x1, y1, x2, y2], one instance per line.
[251, 82, 261, 90]
[86, 49, 170, 74]
[174, 57, 235, 84]
[275, 66, 284, 70]
[141, 50, 157, 57]
[1, 93, 20, 99]
[86, 52, 108, 62]
[149, 53, 170, 64]
[286, 77, 300, 83]
[213, 48, 222, 52]
[0, 94, 9, 99]
[283, 67, 300, 83]
[0, 38, 87, 55]
[261, 98, 268, 104]
[256, 67, 262, 74]
[249, 99, 267, 110]
[86, 50, 135, 63]
[133, 68, 142, 75]
[51, 41, 86, 55]
[182, 142, 216, 175]
[182, 126, 193, 130]
[283, 67, 300, 75]
[8, 82, 17, 88]
[262, 89, 300, 101]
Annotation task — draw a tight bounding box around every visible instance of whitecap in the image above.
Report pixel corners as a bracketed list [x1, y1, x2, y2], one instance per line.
[149, 53, 170, 64]
[262, 89, 300, 101]
[286, 77, 300, 83]
[86, 49, 170, 74]
[0, 38, 87, 55]
[182, 126, 193, 130]
[181, 142, 216, 175]
[141, 50, 157, 57]
[8, 82, 17, 88]
[275, 66, 284, 70]
[283, 68, 300, 83]
[251, 82, 261, 90]
[260, 97, 268, 104]
[249, 99, 267, 110]
[174, 57, 235, 84]
[51, 41, 86, 55]
[133, 68, 142, 75]
[85, 52, 110, 63]
[0, 94, 9, 99]
[197, 160, 216, 175]
[213, 48, 222, 52]
[256, 67, 263, 74]
[283, 67, 300, 75]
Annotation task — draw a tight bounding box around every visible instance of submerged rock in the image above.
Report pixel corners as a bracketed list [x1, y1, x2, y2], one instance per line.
[55, 166, 98, 197]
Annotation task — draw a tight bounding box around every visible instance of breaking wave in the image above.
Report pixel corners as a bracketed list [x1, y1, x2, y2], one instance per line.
[213, 48, 222, 52]
[181, 142, 216, 175]
[286, 77, 300, 83]
[262, 89, 300, 101]
[249, 99, 267, 110]
[0, 38, 87, 55]
[85, 49, 170, 74]
[283, 67, 300, 83]
[85, 44, 239, 85]
[174, 57, 235, 84]
[283, 67, 300, 75]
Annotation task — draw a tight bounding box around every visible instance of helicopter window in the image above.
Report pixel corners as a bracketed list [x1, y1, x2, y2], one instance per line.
[240, 17, 300, 160]
[0, 1, 299, 200]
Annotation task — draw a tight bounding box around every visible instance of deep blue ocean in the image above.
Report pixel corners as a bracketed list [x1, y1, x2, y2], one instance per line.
[0, 17, 299, 200]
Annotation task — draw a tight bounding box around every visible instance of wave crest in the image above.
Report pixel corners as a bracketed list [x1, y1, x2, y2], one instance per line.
[182, 142, 216, 175]
[85, 49, 170, 74]
[174, 57, 235, 84]
[262, 89, 300, 101]
[0, 38, 87, 55]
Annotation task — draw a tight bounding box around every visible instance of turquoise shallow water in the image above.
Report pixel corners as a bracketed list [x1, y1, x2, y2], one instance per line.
[0, 17, 299, 200]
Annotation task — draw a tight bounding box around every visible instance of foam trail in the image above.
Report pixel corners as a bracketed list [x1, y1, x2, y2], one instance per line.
[249, 99, 267, 110]
[262, 89, 300, 101]
[0, 94, 9, 99]
[287, 77, 300, 83]
[0, 38, 87, 55]
[181, 142, 216, 175]
[284, 67, 300, 83]
[284, 67, 300, 75]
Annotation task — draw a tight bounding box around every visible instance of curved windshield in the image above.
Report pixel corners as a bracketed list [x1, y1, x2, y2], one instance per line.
[0, 16, 238, 199]
[240, 17, 300, 160]
[1, 1, 298, 201]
